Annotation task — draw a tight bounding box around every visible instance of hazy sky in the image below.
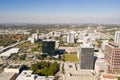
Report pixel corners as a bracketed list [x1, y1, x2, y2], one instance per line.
[0, 0, 120, 23]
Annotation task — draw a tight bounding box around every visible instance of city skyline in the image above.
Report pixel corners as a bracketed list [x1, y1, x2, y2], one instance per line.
[0, 0, 120, 23]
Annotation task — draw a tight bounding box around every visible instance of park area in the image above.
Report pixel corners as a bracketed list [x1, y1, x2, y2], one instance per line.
[62, 53, 79, 62]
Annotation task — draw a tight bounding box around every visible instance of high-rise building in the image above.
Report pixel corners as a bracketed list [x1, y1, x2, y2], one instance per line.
[79, 32, 85, 41]
[67, 31, 75, 43]
[114, 31, 120, 46]
[31, 33, 39, 43]
[79, 44, 94, 69]
[42, 40, 55, 56]
[105, 42, 120, 71]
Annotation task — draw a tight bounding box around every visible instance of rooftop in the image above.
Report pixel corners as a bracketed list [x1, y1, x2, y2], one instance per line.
[102, 74, 117, 79]
[7, 63, 22, 69]
[0, 48, 19, 57]
[0, 72, 16, 80]
[95, 59, 108, 67]
[108, 42, 119, 48]
[42, 39, 55, 42]
[80, 43, 94, 48]
[64, 62, 96, 80]
[16, 70, 54, 80]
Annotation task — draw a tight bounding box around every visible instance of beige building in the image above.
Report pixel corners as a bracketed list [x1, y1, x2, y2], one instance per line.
[105, 42, 120, 71]
[63, 62, 97, 80]
[94, 59, 108, 74]
[101, 74, 118, 80]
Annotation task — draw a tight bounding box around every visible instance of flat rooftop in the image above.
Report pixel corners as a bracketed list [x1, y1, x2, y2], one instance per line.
[16, 70, 55, 80]
[0, 72, 16, 80]
[6, 63, 23, 69]
[64, 63, 77, 71]
[102, 74, 117, 79]
[42, 39, 55, 42]
[80, 43, 94, 48]
[0, 48, 19, 56]
[95, 59, 108, 67]
[16, 70, 34, 80]
[64, 62, 96, 80]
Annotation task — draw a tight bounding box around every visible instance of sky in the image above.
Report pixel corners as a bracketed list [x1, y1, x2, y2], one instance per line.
[0, 0, 120, 24]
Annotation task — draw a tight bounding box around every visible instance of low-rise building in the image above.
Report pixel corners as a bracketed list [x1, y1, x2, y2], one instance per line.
[63, 62, 97, 80]
[101, 74, 118, 80]
[16, 70, 54, 80]
[0, 63, 23, 80]
[94, 59, 108, 74]
[0, 48, 19, 59]
[4, 63, 23, 73]
[0, 72, 17, 80]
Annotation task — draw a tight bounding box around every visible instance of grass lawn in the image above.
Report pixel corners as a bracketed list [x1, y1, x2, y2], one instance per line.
[63, 54, 79, 62]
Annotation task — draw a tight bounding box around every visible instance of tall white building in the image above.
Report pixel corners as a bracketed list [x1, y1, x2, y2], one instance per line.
[67, 31, 75, 43]
[114, 31, 120, 45]
[31, 33, 39, 43]
[79, 32, 85, 41]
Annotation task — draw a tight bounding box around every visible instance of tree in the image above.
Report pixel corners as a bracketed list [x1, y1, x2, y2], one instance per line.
[19, 54, 26, 60]
[118, 77, 120, 80]
[30, 62, 58, 76]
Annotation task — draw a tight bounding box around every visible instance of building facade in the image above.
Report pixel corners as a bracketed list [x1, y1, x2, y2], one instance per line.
[114, 31, 120, 46]
[105, 42, 120, 71]
[79, 44, 94, 69]
[42, 40, 55, 56]
[67, 31, 75, 43]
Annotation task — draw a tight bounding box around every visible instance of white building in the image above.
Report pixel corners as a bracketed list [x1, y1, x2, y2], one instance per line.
[54, 32, 61, 37]
[16, 70, 54, 80]
[114, 31, 120, 46]
[67, 31, 75, 43]
[31, 33, 39, 43]
[4, 64, 23, 73]
[0, 48, 19, 59]
[0, 72, 17, 80]
[79, 32, 85, 41]
[101, 40, 109, 51]
[0, 63, 23, 80]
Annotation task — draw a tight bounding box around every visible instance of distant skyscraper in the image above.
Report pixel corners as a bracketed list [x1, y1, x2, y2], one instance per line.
[114, 31, 120, 45]
[105, 42, 120, 72]
[79, 44, 94, 69]
[31, 33, 39, 43]
[67, 31, 75, 43]
[79, 32, 85, 41]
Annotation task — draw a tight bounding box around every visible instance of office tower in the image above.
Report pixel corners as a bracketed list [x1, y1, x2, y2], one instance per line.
[114, 31, 120, 45]
[105, 42, 120, 71]
[79, 44, 94, 69]
[42, 40, 55, 56]
[31, 33, 39, 43]
[67, 31, 75, 43]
